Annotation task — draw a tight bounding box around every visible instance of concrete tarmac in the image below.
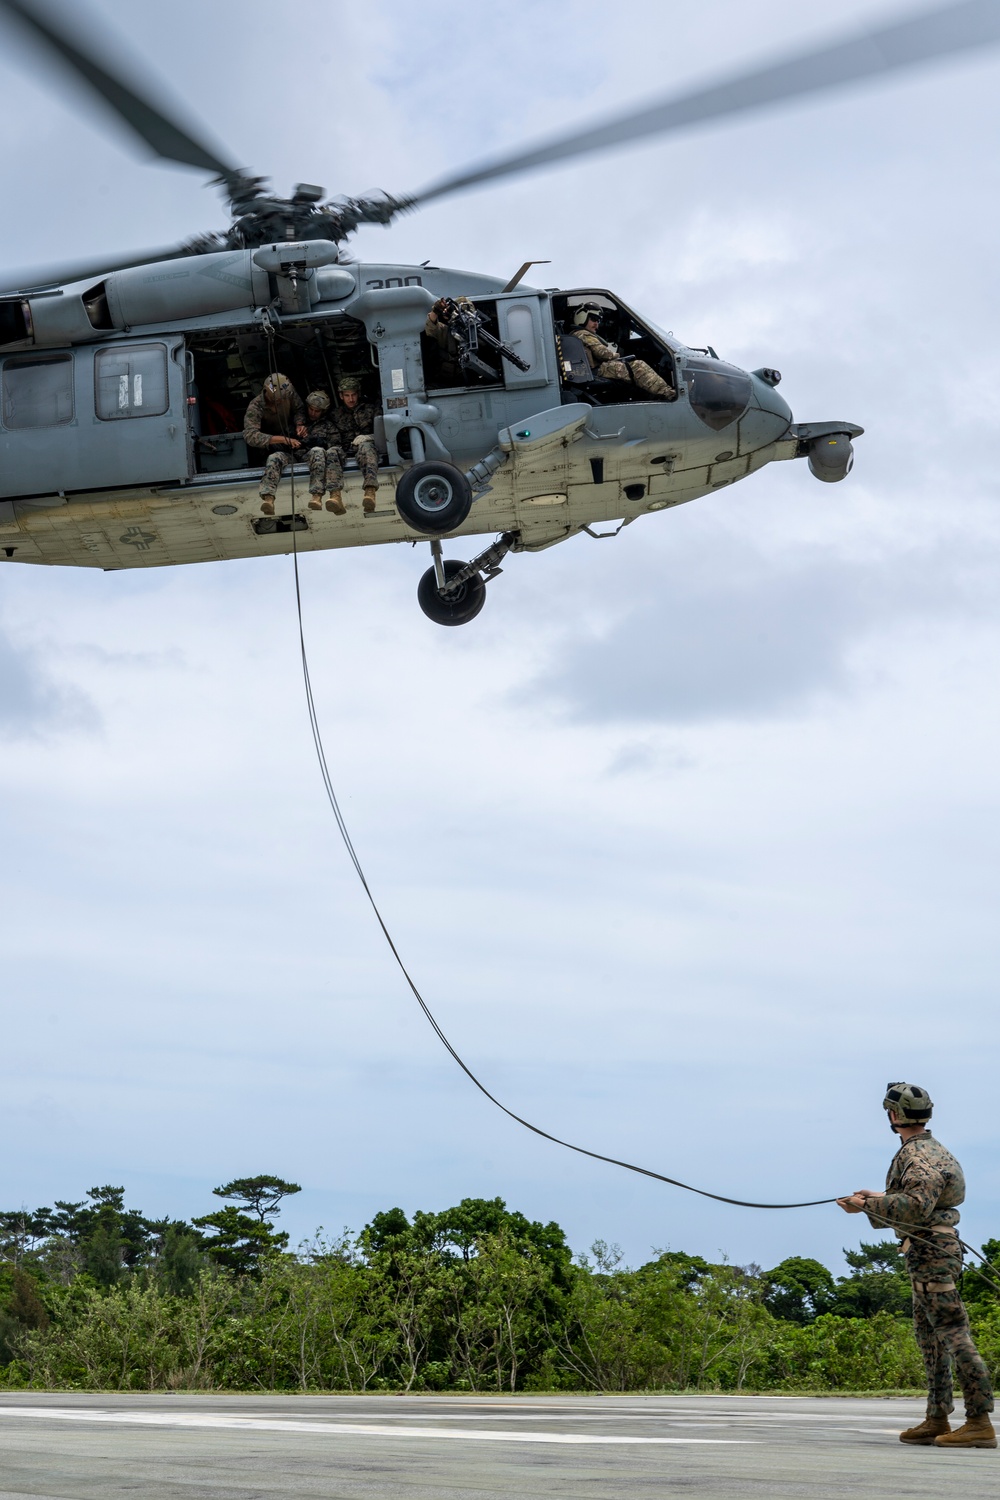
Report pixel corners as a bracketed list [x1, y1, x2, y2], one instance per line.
[0, 1391, 996, 1499]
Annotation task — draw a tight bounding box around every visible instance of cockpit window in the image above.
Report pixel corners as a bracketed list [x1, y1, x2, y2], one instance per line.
[682, 359, 751, 431]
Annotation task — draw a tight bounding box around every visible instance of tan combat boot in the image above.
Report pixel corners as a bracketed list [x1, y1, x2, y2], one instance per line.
[308, 494, 323, 511]
[934, 1414, 997, 1448]
[363, 486, 377, 513]
[900, 1415, 951, 1444]
[259, 495, 275, 516]
[326, 491, 346, 515]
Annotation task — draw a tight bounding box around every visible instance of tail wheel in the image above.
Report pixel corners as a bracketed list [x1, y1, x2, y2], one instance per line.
[417, 559, 486, 626]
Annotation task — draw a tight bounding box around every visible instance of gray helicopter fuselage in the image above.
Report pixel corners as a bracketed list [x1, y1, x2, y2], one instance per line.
[0, 246, 860, 571]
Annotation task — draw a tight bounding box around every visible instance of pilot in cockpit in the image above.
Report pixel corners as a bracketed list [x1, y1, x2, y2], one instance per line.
[570, 303, 675, 400]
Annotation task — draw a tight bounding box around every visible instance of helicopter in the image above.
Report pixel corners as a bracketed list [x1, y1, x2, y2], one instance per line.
[0, 1, 996, 625]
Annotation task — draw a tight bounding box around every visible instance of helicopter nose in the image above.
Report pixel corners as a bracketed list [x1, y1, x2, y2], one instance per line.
[807, 432, 855, 483]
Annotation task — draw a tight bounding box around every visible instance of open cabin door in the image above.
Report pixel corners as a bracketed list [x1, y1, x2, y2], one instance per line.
[0, 337, 189, 499]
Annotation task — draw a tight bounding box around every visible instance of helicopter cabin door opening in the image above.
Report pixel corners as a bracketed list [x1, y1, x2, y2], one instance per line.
[0, 337, 188, 500]
[186, 312, 378, 479]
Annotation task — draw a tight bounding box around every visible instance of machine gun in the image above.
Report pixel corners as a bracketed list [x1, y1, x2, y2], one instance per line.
[440, 297, 531, 381]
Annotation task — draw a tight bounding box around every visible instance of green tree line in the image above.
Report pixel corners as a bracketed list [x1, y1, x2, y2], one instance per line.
[2, 1178, 1000, 1393]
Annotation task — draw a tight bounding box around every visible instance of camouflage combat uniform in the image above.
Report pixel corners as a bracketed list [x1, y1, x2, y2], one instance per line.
[576, 330, 674, 400]
[303, 414, 342, 496]
[244, 389, 307, 496]
[864, 1133, 993, 1419]
[327, 400, 380, 491]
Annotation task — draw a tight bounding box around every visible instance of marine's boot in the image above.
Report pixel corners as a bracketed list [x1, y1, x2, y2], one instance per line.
[934, 1414, 997, 1448]
[900, 1415, 951, 1444]
[259, 495, 275, 516]
[326, 491, 346, 515]
[363, 486, 377, 513]
[308, 493, 323, 511]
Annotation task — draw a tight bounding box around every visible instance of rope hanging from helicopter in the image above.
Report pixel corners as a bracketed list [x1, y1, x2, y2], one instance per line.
[260, 325, 839, 1206]
[259, 325, 840, 1213]
[254, 327, 1000, 1299]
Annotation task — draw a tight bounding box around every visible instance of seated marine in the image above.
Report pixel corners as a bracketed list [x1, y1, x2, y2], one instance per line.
[302, 390, 342, 512]
[330, 377, 380, 514]
[243, 374, 308, 514]
[570, 303, 675, 400]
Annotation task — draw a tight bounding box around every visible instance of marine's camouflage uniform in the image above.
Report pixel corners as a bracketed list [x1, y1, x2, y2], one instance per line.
[575, 330, 674, 400]
[244, 389, 307, 496]
[325, 400, 380, 491]
[864, 1132, 993, 1419]
[303, 415, 342, 496]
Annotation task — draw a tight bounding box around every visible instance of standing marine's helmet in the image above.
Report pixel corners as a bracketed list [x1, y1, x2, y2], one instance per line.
[263, 373, 295, 403]
[337, 376, 363, 395]
[883, 1082, 933, 1124]
[306, 390, 330, 412]
[572, 301, 604, 328]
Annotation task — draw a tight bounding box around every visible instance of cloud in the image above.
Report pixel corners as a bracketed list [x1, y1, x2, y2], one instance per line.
[522, 525, 995, 726]
[0, 629, 96, 739]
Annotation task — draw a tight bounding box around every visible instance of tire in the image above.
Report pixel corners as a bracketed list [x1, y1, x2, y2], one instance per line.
[395, 461, 472, 535]
[417, 559, 486, 626]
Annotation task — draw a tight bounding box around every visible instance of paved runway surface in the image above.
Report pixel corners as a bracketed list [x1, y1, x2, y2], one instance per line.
[0, 1391, 996, 1498]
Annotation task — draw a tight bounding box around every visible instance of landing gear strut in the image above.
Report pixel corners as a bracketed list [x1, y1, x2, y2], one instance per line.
[416, 533, 516, 626]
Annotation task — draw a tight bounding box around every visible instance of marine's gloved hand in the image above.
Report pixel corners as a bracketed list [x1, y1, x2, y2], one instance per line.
[352, 434, 374, 447]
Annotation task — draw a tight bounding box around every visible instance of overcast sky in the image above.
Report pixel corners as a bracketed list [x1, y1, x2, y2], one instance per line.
[1, 0, 999, 1278]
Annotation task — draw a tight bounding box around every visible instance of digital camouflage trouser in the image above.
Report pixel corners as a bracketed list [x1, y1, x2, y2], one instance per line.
[906, 1237, 993, 1418]
[259, 449, 292, 497]
[595, 357, 674, 400]
[308, 439, 379, 493]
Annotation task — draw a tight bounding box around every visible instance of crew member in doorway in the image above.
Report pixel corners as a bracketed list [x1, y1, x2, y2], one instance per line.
[244, 374, 308, 514]
[302, 391, 341, 512]
[329, 377, 380, 514]
[424, 297, 462, 383]
[838, 1083, 995, 1449]
[571, 304, 674, 399]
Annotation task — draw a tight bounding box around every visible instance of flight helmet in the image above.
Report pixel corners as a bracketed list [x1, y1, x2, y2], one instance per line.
[573, 301, 604, 328]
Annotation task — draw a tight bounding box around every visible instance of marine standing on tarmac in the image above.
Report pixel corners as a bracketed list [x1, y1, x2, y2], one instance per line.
[302, 391, 341, 512]
[838, 1083, 995, 1449]
[571, 303, 675, 399]
[329, 377, 380, 514]
[243, 374, 307, 514]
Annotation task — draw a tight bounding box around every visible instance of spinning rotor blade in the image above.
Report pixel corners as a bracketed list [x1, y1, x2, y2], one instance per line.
[0, 0, 235, 176]
[0, 243, 200, 297]
[412, 0, 1000, 205]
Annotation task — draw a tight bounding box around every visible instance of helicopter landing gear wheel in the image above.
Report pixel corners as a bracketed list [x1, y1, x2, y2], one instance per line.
[417, 558, 486, 626]
[395, 461, 472, 535]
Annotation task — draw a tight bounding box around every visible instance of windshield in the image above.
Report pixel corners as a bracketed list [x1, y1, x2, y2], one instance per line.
[682, 358, 751, 431]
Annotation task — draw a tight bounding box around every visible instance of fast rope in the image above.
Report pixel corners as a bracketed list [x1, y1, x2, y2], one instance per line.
[276, 428, 1000, 1294]
[264, 329, 1000, 1244]
[270, 399, 835, 1211]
